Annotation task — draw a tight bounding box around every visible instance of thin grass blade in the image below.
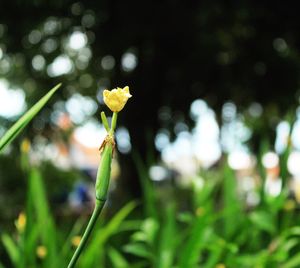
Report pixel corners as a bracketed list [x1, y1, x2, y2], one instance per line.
[157, 204, 177, 268]
[1, 233, 19, 266]
[108, 247, 130, 268]
[0, 83, 61, 152]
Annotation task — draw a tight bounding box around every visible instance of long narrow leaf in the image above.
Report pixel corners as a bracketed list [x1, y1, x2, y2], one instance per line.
[1, 233, 19, 266]
[157, 204, 176, 268]
[132, 151, 158, 219]
[108, 247, 130, 268]
[0, 83, 61, 152]
[177, 216, 210, 268]
[282, 253, 300, 268]
[29, 168, 59, 267]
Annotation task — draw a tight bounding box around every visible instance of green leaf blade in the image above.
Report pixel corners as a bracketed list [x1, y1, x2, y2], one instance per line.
[1, 233, 19, 266]
[0, 83, 61, 152]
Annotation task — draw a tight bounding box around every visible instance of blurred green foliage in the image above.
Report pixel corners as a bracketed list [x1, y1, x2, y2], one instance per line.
[2, 142, 300, 267]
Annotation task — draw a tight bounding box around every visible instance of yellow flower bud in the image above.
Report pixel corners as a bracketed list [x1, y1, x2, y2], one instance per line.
[36, 245, 47, 259]
[71, 236, 82, 247]
[103, 86, 132, 112]
[21, 139, 31, 154]
[15, 212, 26, 233]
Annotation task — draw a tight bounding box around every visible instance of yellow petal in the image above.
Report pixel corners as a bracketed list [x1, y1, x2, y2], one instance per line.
[103, 89, 110, 98]
[103, 86, 132, 112]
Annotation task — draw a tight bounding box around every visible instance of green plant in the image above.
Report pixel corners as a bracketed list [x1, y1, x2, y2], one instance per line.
[124, 151, 300, 268]
[1, 84, 137, 268]
[67, 86, 132, 267]
[0, 84, 61, 268]
[1, 161, 137, 267]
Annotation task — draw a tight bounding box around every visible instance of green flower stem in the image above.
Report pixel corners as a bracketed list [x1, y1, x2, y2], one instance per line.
[67, 199, 105, 268]
[110, 112, 118, 133]
[67, 117, 115, 268]
[67, 109, 117, 268]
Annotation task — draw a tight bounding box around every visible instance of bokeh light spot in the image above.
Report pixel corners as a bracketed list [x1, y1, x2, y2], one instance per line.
[0, 79, 26, 118]
[101, 55, 115, 70]
[32, 55, 46, 71]
[121, 52, 137, 72]
[47, 55, 73, 77]
[115, 127, 132, 154]
[69, 31, 87, 50]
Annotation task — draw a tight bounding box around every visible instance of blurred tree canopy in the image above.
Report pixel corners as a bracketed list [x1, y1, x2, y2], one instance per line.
[1, 0, 300, 153]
